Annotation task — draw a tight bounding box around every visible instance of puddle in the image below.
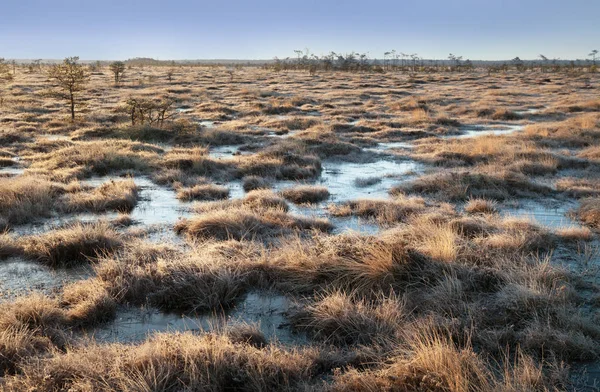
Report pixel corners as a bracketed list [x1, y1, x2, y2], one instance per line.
[304, 111, 322, 117]
[251, 159, 422, 232]
[228, 180, 245, 200]
[267, 130, 300, 139]
[199, 120, 215, 128]
[0, 167, 25, 176]
[209, 145, 244, 159]
[0, 157, 24, 176]
[38, 134, 71, 141]
[286, 203, 380, 235]
[515, 108, 542, 115]
[447, 124, 524, 139]
[0, 258, 91, 302]
[317, 159, 421, 202]
[10, 211, 117, 237]
[176, 108, 193, 113]
[377, 141, 415, 149]
[501, 200, 582, 230]
[83, 177, 193, 227]
[10, 177, 194, 244]
[366, 141, 415, 154]
[91, 292, 305, 345]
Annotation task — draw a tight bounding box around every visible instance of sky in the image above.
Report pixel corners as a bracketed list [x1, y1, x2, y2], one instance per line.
[1, 0, 598, 61]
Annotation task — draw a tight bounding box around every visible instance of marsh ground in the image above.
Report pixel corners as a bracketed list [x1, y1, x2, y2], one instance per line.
[0, 65, 599, 391]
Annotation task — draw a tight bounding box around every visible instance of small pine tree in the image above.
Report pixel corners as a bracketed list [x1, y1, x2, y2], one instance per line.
[47, 57, 89, 121]
[109, 61, 126, 84]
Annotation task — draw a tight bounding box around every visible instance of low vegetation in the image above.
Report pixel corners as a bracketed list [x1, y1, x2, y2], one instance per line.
[20, 222, 123, 268]
[280, 185, 330, 204]
[0, 63, 599, 390]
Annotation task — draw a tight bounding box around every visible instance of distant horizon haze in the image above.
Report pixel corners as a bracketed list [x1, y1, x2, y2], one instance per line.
[1, 0, 598, 61]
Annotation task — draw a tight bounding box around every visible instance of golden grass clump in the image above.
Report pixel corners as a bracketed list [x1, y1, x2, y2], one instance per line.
[63, 178, 139, 212]
[20, 222, 123, 268]
[292, 290, 405, 347]
[28, 140, 160, 180]
[464, 198, 498, 214]
[328, 196, 429, 224]
[176, 183, 230, 201]
[576, 198, 600, 228]
[175, 207, 332, 242]
[2, 332, 317, 391]
[280, 184, 330, 204]
[0, 176, 61, 227]
[61, 279, 117, 327]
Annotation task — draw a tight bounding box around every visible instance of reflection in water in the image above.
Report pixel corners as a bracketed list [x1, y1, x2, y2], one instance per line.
[92, 292, 305, 345]
[501, 200, 581, 229]
[447, 124, 525, 139]
[0, 258, 91, 302]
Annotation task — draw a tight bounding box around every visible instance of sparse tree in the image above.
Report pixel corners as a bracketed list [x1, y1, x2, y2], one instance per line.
[123, 96, 177, 127]
[226, 67, 234, 82]
[27, 59, 42, 73]
[512, 57, 524, 71]
[47, 57, 89, 121]
[109, 61, 126, 84]
[539, 54, 549, 72]
[166, 68, 175, 82]
[589, 50, 598, 65]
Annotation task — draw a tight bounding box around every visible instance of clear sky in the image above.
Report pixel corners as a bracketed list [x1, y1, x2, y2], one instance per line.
[1, 0, 598, 61]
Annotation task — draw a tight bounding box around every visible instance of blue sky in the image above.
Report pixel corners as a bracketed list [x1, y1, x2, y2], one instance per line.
[1, 0, 598, 60]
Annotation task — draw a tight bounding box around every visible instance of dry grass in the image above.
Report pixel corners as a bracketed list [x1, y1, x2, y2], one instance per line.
[395, 170, 551, 201]
[1, 67, 599, 389]
[0, 232, 21, 259]
[28, 140, 159, 180]
[280, 185, 330, 204]
[176, 183, 229, 201]
[63, 178, 139, 212]
[242, 175, 271, 191]
[292, 290, 405, 347]
[576, 198, 600, 228]
[2, 332, 318, 391]
[61, 280, 117, 327]
[464, 198, 499, 214]
[0, 295, 68, 376]
[175, 207, 332, 241]
[20, 222, 123, 268]
[328, 196, 430, 224]
[0, 176, 60, 227]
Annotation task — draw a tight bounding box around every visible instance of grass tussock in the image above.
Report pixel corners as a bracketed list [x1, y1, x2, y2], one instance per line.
[175, 207, 332, 241]
[576, 198, 600, 228]
[61, 279, 117, 327]
[328, 196, 431, 224]
[464, 198, 498, 214]
[63, 178, 139, 213]
[242, 175, 271, 191]
[0, 232, 21, 259]
[193, 189, 290, 213]
[331, 334, 565, 392]
[394, 170, 551, 201]
[0, 176, 61, 227]
[412, 136, 563, 175]
[20, 222, 123, 268]
[0, 295, 68, 376]
[2, 332, 317, 391]
[280, 185, 330, 204]
[176, 183, 229, 201]
[292, 290, 406, 347]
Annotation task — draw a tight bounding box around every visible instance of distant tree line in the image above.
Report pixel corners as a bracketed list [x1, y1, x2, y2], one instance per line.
[264, 50, 599, 74]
